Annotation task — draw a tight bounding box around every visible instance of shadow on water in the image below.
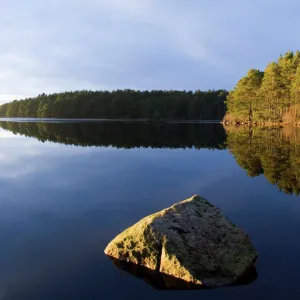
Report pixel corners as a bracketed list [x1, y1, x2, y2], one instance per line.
[107, 256, 258, 290]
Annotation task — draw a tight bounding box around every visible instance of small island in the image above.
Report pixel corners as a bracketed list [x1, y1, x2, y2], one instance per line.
[224, 51, 300, 126]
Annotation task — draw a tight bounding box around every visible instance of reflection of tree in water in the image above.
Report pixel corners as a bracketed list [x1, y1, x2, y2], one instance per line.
[226, 126, 300, 195]
[0, 121, 226, 150]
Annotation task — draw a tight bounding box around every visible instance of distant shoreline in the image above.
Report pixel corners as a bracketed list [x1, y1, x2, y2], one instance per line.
[0, 90, 227, 120]
[221, 120, 300, 127]
[0, 117, 222, 124]
[2, 117, 299, 127]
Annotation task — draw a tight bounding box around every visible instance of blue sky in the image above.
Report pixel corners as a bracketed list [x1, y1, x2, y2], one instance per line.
[1, 0, 300, 103]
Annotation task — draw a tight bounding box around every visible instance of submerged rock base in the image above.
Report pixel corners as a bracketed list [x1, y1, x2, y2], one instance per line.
[104, 195, 258, 287]
[108, 257, 258, 290]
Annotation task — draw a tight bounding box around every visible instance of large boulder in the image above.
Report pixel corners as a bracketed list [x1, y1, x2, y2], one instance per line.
[104, 195, 258, 287]
[108, 257, 257, 290]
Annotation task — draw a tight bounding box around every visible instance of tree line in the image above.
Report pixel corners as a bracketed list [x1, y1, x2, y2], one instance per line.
[0, 90, 227, 120]
[226, 126, 300, 195]
[0, 121, 226, 150]
[225, 51, 300, 123]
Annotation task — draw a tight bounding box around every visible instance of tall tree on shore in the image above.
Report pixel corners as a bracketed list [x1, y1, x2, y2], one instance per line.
[278, 51, 294, 112]
[259, 62, 282, 121]
[226, 50, 300, 123]
[226, 69, 263, 121]
[290, 67, 300, 120]
[292, 50, 300, 72]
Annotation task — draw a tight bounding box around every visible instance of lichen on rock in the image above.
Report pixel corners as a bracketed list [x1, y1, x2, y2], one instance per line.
[104, 195, 258, 287]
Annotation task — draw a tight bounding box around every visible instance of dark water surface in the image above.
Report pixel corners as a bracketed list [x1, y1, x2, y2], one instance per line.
[0, 120, 300, 300]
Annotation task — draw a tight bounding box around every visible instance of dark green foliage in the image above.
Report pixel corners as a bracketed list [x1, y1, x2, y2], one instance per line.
[0, 121, 226, 150]
[0, 90, 227, 120]
[226, 51, 300, 122]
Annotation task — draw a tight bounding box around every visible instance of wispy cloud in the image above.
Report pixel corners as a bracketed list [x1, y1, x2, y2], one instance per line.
[0, 0, 300, 103]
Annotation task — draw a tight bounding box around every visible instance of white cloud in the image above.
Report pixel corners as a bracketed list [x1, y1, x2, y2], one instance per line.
[0, 0, 300, 102]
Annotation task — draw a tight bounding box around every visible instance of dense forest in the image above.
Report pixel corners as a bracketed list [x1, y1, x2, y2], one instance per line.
[226, 126, 300, 195]
[225, 51, 300, 123]
[0, 90, 227, 120]
[0, 121, 226, 149]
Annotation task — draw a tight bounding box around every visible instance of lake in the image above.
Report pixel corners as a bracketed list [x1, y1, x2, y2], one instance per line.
[0, 120, 300, 299]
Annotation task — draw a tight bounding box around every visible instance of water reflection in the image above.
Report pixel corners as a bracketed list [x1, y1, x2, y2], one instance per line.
[0, 121, 226, 149]
[0, 121, 300, 299]
[2, 120, 300, 195]
[108, 257, 258, 290]
[226, 126, 300, 195]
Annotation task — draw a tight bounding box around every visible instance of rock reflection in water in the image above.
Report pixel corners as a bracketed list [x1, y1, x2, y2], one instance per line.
[108, 256, 258, 290]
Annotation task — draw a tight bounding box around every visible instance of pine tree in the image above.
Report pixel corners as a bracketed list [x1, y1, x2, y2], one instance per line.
[226, 50, 300, 123]
[259, 62, 282, 121]
[292, 50, 300, 72]
[227, 69, 263, 122]
[290, 67, 300, 120]
[278, 51, 294, 112]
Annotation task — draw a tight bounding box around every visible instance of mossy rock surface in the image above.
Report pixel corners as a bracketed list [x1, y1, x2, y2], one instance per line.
[104, 195, 258, 287]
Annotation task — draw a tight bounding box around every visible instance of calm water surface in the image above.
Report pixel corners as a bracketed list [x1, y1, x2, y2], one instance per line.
[0, 120, 300, 300]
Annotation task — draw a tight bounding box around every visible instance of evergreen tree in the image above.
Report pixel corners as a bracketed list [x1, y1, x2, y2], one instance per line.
[292, 50, 300, 72]
[259, 62, 282, 121]
[226, 69, 263, 121]
[278, 51, 294, 112]
[226, 50, 300, 123]
[290, 67, 300, 120]
[0, 90, 227, 121]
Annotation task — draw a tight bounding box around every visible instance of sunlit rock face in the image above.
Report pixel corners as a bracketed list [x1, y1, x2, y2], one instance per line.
[107, 257, 258, 290]
[105, 195, 258, 287]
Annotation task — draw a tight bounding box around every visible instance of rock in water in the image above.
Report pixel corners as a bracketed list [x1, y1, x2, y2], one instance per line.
[104, 195, 258, 287]
[107, 257, 258, 290]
